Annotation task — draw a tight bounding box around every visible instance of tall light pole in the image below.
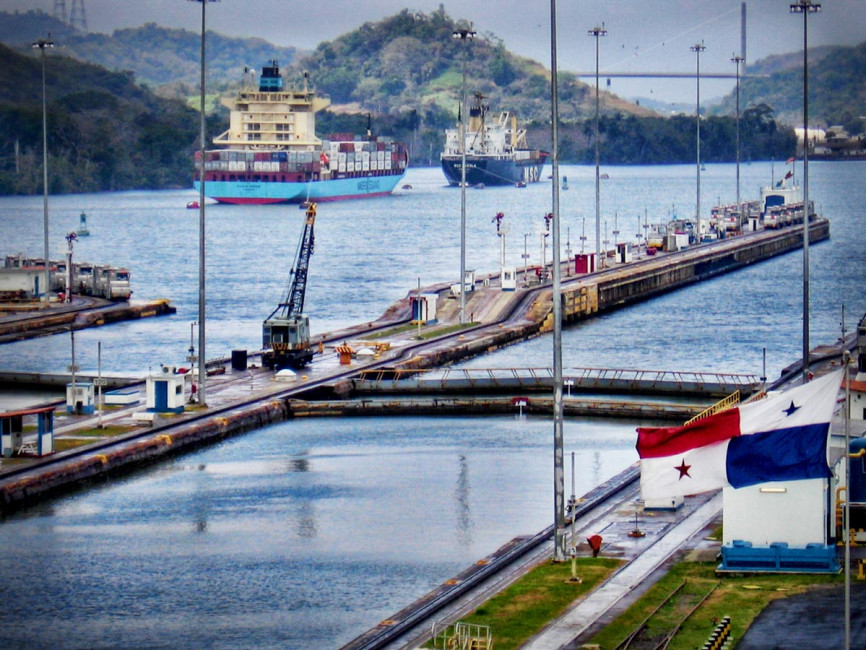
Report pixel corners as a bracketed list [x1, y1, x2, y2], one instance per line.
[32, 37, 54, 306]
[550, 0, 566, 563]
[731, 54, 744, 213]
[790, 0, 819, 382]
[190, 0, 216, 405]
[691, 42, 706, 245]
[588, 25, 607, 268]
[453, 25, 476, 324]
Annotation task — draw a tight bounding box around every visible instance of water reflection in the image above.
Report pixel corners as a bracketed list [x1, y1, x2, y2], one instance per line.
[454, 454, 473, 547]
[192, 463, 210, 534]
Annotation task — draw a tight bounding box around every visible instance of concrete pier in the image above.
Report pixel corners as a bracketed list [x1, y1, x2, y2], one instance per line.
[0, 297, 176, 343]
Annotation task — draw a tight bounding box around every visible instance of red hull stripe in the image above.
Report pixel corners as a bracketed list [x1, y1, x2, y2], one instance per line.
[636, 408, 741, 458]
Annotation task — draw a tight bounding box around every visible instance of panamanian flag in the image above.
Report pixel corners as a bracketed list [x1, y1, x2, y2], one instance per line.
[636, 370, 842, 500]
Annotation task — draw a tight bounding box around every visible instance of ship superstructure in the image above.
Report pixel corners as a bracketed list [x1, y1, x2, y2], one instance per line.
[194, 61, 408, 204]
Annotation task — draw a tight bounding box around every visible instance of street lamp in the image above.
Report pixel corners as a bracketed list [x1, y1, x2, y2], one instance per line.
[522, 232, 530, 284]
[32, 37, 54, 306]
[790, 0, 819, 382]
[550, 0, 567, 564]
[588, 25, 607, 268]
[731, 54, 745, 214]
[190, 0, 217, 405]
[453, 24, 476, 324]
[691, 42, 706, 245]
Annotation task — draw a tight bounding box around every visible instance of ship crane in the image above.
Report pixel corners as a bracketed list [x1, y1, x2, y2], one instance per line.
[262, 203, 317, 369]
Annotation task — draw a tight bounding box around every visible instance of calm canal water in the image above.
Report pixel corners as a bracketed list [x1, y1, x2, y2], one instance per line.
[0, 161, 864, 647]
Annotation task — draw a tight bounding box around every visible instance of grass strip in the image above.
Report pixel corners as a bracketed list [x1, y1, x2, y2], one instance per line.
[429, 557, 621, 650]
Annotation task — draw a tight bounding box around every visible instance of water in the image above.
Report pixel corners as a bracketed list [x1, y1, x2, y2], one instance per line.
[0, 162, 864, 647]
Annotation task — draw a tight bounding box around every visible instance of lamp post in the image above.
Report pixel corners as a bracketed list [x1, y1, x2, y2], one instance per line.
[790, 0, 819, 382]
[731, 54, 744, 214]
[190, 0, 216, 405]
[588, 25, 607, 268]
[32, 37, 54, 306]
[453, 25, 476, 324]
[691, 42, 706, 245]
[522, 233, 530, 285]
[550, 0, 566, 564]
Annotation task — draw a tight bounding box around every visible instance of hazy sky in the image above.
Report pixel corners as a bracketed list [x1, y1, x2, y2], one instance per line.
[5, 0, 864, 104]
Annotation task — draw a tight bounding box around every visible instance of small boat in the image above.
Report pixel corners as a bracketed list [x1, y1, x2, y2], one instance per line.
[186, 200, 200, 209]
[515, 181, 526, 188]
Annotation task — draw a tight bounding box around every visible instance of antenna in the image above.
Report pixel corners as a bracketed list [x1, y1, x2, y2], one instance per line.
[70, 0, 88, 31]
[53, 0, 67, 23]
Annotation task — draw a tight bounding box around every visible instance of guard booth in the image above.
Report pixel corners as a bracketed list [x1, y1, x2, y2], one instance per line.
[574, 253, 596, 274]
[501, 267, 517, 291]
[1, 406, 54, 457]
[450, 270, 475, 296]
[616, 242, 632, 264]
[146, 366, 186, 414]
[66, 382, 95, 415]
[410, 293, 439, 324]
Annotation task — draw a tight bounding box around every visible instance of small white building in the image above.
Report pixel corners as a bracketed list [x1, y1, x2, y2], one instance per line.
[66, 382, 95, 415]
[146, 367, 186, 414]
[501, 268, 517, 291]
[0, 267, 44, 299]
[411, 293, 439, 324]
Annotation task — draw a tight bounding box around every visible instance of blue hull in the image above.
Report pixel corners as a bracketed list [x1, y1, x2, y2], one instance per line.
[194, 173, 407, 205]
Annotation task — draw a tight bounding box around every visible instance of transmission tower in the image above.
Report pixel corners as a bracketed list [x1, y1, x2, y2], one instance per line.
[53, 0, 67, 23]
[69, 0, 87, 31]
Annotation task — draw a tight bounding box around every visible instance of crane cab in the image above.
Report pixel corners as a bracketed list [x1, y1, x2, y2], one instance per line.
[262, 314, 312, 369]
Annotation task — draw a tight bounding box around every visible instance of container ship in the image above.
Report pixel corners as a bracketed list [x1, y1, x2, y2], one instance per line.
[194, 61, 409, 204]
[441, 93, 548, 187]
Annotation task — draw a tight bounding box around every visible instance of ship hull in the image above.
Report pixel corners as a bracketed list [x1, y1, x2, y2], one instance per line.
[195, 173, 407, 205]
[441, 155, 547, 186]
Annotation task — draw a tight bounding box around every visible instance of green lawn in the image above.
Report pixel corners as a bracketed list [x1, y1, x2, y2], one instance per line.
[424, 555, 845, 650]
[429, 558, 621, 650]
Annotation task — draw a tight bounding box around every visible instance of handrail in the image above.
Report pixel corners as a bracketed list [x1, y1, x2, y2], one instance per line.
[683, 390, 740, 425]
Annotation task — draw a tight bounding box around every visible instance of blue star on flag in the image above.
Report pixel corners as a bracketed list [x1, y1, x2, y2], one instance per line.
[783, 400, 800, 417]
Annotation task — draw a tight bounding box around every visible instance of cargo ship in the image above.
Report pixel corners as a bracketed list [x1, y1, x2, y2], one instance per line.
[194, 61, 409, 204]
[441, 93, 548, 187]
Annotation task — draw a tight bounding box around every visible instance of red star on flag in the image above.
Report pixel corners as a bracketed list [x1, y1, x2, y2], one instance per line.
[675, 459, 692, 480]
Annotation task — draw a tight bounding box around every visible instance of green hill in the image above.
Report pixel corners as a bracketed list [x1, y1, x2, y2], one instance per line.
[0, 10, 299, 97]
[713, 42, 866, 135]
[0, 43, 206, 195]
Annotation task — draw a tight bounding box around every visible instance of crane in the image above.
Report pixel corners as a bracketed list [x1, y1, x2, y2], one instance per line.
[262, 203, 317, 369]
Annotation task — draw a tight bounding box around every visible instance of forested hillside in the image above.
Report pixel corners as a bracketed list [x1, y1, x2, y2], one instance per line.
[0, 10, 298, 98]
[0, 43, 212, 195]
[3, 7, 862, 195]
[713, 42, 866, 134]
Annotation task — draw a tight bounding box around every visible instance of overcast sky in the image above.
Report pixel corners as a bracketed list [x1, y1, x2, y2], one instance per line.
[5, 0, 864, 104]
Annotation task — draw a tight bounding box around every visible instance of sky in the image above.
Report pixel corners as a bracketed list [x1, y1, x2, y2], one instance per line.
[4, 0, 865, 104]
